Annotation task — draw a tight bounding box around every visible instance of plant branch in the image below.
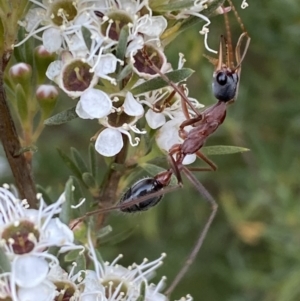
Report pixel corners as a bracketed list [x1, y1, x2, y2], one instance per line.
[0, 54, 37, 207]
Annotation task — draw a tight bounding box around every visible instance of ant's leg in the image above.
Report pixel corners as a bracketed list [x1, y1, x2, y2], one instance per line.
[71, 167, 182, 229]
[142, 49, 201, 117]
[165, 165, 218, 296]
[152, 90, 176, 113]
[194, 150, 218, 171]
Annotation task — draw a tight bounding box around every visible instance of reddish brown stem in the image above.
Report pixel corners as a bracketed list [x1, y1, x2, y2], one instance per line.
[0, 53, 37, 207]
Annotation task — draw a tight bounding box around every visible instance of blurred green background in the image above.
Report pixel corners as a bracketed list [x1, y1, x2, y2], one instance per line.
[2, 0, 300, 300]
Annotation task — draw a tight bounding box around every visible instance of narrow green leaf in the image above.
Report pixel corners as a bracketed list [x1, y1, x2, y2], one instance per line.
[71, 147, 88, 174]
[36, 185, 53, 205]
[116, 64, 133, 82]
[135, 281, 146, 301]
[140, 163, 177, 186]
[44, 106, 78, 126]
[100, 225, 136, 245]
[95, 249, 104, 266]
[82, 172, 97, 189]
[81, 26, 92, 50]
[64, 249, 87, 275]
[89, 143, 97, 178]
[0, 248, 11, 273]
[72, 253, 86, 276]
[95, 225, 112, 239]
[176, 0, 226, 33]
[130, 68, 194, 95]
[65, 249, 82, 262]
[116, 25, 129, 61]
[70, 176, 87, 215]
[152, 0, 195, 12]
[59, 177, 73, 224]
[57, 149, 84, 181]
[15, 84, 28, 122]
[202, 145, 250, 156]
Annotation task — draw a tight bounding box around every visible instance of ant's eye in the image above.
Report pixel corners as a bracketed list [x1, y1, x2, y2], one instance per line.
[216, 72, 227, 86]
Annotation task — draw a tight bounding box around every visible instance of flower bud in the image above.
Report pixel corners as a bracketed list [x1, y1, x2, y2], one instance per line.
[34, 46, 56, 84]
[36, 85, 58, 117]
[9, 63, 33, 98]
[9, 63, 32, 85]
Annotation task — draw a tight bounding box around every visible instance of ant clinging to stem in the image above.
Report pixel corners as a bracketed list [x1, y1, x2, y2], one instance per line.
[72, 0, 250, 296]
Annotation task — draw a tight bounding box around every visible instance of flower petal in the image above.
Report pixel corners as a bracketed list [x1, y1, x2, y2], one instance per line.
[123, 92, 144, 116]
[138, 16, 167, 37]
[18, 281, 56, 301]
[145, 110, 165, 129]
[46, 60, 62, 81]
[95, 54, 118, 76]
[43, 218, 74, 246]
[13, 256, 49, 288]
[76, 89, 112, 119]
[42, 28, 62, 53]
[95, 128, 123, 157]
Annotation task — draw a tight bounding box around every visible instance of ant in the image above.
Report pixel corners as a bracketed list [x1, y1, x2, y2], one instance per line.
[72, 0, 250, 296]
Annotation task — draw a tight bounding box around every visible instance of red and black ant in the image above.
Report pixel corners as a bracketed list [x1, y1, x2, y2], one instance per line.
[72, 0, 250, 296]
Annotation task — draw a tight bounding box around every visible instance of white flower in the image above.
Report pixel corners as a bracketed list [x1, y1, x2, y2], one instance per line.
[15, 0, 97, 52]
[0, 187, 80, 257]
[95, 92, 146, 157]
[126, 15, 167, 59]
[46, 52, 99, 98]
[92, 53, 122, 85]
[85, 231, 167, 301]
[130, 43, 168, 79]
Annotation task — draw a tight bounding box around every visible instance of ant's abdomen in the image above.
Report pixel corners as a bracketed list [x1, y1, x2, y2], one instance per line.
[119, 178, 164, 213]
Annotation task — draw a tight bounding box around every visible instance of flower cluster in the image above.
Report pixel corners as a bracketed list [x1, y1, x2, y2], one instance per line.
[0, 185, 83, 300]
[15, 0, 227, 157]
[0, 184, 192, 301]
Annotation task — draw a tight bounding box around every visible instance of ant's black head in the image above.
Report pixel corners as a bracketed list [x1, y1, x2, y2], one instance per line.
[212, 70, 239, 102]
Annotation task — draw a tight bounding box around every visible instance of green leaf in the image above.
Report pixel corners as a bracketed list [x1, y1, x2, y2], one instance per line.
[36, 185, 53, 205]
[116, 64, 133, 82]
[140, 163, 177, 186]
[152, 0, 195, 12]
[0, 248, 11, 273]
[65, 249, 82, 261]
[82, 172, 97, 188]
[81, 26, 92, 50]
[116, 25, 129, 62]
[57, 149, 84, 182]
[89, 143, 97, 178]
[176, 0, 226, 33]
[202, 145, 250, 156]
[95, 249, 104, 266]
[64, 249, 87, 275]
[130, 68, 194, 95]
[135, 281, 146, 301]
[73, 253, 86, 276]
[100, 226, 135, 245]
[44, 106, 78, 126]
[71, 147, 88, 174]
[95, 225, 113, 239]
[70, 176, 87, 215]
[15, 84, 28, 122]
[59, 177, 74, 224]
